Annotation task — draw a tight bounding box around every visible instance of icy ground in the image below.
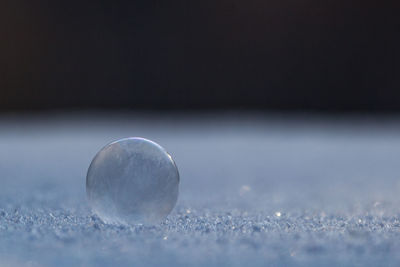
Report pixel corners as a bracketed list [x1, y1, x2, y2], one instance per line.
[1, 112, 400, 266]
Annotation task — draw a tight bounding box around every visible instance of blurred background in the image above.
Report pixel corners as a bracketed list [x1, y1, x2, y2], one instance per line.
[1, 0, 400, 221]
[1, 0, 399, 112]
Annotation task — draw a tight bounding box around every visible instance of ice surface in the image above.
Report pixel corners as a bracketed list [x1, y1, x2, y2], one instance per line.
[86, 137, 179, 224]
[1, 113, 400, 266]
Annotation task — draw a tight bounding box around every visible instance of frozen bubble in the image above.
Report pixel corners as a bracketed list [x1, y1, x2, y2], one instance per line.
[86, 137, 179, 224]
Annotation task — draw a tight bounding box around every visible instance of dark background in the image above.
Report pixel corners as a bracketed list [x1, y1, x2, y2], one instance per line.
[1, 0, 399, 112]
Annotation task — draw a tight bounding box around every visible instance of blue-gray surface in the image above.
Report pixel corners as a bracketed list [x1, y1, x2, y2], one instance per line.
[1, 112, 400, 267]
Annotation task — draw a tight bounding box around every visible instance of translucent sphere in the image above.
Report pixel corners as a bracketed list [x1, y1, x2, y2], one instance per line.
[86, 137, 179, 224]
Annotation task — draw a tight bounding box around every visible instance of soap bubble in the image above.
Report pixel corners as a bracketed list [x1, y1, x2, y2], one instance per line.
[86, 137, 179, 224]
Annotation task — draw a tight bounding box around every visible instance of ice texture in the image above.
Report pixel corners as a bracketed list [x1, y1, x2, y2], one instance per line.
[87, 137, 179, 224]
[1, 113, 400, 266]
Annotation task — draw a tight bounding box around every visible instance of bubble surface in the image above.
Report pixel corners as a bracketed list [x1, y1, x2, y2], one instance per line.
[86, 137, 179, 224]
